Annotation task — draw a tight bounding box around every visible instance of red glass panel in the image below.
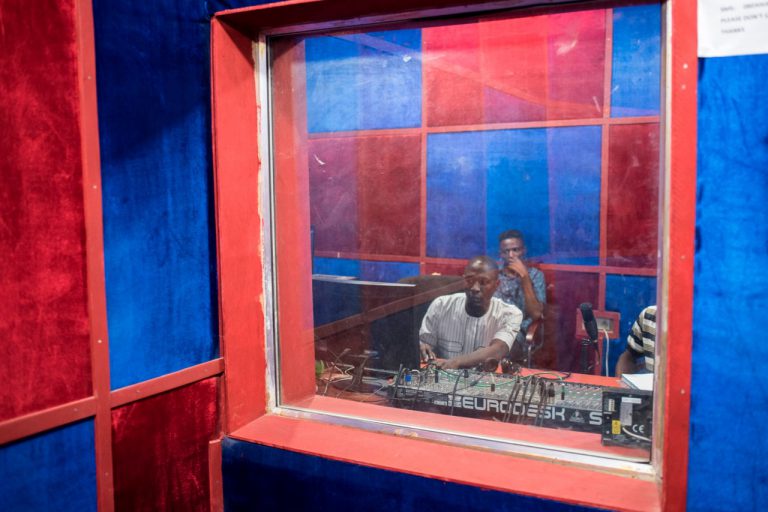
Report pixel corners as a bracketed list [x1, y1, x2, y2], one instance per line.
[606, 124, 660, 268]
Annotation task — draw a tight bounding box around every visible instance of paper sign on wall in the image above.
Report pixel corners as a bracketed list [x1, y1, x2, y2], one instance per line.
[699, 0, 768, 57]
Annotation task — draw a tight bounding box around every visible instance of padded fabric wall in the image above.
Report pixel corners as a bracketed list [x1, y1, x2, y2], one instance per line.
[111, 378, 218, 511]
[689, 54, 768, 511]
[292, 4, 662, 373]
[92, 0, 219, 389]
[222, 438, 607, 512]
[0, 420, 96, 511]
[305, 30, 422, 132]
[0, 0, 92, 421]
[604, 275, 657, 374]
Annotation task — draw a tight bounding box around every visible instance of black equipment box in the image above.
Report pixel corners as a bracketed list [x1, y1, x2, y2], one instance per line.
[601, 387, 653, 448]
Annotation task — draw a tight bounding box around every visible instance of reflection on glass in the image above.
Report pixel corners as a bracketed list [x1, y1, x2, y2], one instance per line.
[271, 2, 661, 460]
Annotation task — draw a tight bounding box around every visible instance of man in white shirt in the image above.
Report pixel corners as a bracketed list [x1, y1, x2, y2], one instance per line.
[419, 256, 523, 369]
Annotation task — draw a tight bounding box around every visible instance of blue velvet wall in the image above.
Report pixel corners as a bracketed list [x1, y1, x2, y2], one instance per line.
[0, 420, 96, 511]
[688, 54, 768, 511]
[610, 4, 661, 117]
[93, 0, 219, 389]
[221, 438, 608, 512]
[305, 29, 422, 132]
[604, 275, 657, 375]
[89, 0, 768, 509]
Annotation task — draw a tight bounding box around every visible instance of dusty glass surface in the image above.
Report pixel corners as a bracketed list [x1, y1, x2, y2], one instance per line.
[270, 2, 662, 460]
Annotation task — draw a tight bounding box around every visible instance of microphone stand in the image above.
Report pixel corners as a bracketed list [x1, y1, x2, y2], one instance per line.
[579, 336, 597, 374]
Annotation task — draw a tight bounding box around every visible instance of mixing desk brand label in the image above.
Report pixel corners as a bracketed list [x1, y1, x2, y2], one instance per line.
[442, 395, 603, 426]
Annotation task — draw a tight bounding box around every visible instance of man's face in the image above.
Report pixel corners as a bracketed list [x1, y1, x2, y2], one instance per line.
[463, 260, 499, 317]
[499, 237, 526, 266]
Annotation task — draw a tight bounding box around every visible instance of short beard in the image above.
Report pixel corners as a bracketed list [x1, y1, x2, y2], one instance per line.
[465, 300, 487, 317]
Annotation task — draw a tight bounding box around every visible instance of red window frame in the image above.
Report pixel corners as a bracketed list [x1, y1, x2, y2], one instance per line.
[211, 1, 695, 509]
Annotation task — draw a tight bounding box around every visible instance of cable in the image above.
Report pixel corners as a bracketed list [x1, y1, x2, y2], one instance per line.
[322, 347, 351, 396]
[602, 328, 612, 376]
[520, 377, 538, 424]
[409, 366, 431, 409]
[390, 365, 407, 407]
[535, 379, 548, 426]
[621, 426, 651, 443]
[448, 370, 464, 416]
[502, 378, 522, 423]
[512, 378, 531, 424]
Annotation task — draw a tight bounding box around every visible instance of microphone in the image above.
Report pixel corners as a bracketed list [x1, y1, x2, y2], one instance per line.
[579, 303, 599, 342]
[579, 303, 598, 374]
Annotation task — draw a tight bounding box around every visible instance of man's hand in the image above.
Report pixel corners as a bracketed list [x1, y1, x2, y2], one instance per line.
[506, 257, 529, 279]
[434, 358, 460, 370]
[420, 342, 436, 362]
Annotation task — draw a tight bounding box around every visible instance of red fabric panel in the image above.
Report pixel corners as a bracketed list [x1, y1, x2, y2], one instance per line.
[606, 124, 660, 268]
[309, 135, 421, 257]
[544, 10, 606, 119]
[480, 15, 550, 123]
[424, 10, 605, 126]
[0, 0, 91, 421]
[309, 138, 359, 253]
[543, 270, 599, 371]
[112, 378, 218, 512]
[423, 261, 466, 276]
[423, 22, 484, 126]
[357, 135, 421, 256]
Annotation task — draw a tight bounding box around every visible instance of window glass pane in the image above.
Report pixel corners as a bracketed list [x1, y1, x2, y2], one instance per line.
[271, 2, 661, 461]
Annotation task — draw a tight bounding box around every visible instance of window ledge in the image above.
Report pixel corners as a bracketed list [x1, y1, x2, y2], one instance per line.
[229, 413, 661, 512]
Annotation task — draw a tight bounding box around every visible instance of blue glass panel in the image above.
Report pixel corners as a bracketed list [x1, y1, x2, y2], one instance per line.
[0, 420, 96, 511]
[312, 257, 361, 278]
[611, 4, 661, 117]
[312, 278, 362, 326]
[485, 129, 550, 259]
[426, 132, 486, 259]
[306, 29, 421, 132]
[604, 274, 657, 375]
[545, 127, 602, 265]
[360, 261, 420, 282]
[305, 35, 360, 133]
[93, 0, 219, 389]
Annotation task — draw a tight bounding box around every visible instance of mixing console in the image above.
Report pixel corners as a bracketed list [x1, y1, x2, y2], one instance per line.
[389, 367, 606, 433]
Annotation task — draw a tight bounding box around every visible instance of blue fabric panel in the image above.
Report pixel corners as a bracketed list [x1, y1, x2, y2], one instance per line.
[544, 127, 601, 265]
[0, 420, 96, 511]
[305, 35, 360, 133]
[222, 438, 608, 511]
[426, 132, 486, 259]
[689, 54, 768, 512]
[604, 274, 657, 373]
[305, 29, 421, 132]
[207, 0, 277, 12]
[360, 261, 420, 282]
[312, 258, 418, 283]
[313, 257, 361, 278]
[93, 0, 219, 389]
[485, 129, 550, 259]
[610, 4, 661, 117]
[312, 279, 362, 326]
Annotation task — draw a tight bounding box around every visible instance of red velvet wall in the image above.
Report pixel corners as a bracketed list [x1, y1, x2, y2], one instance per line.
[423, 9, 606, 126]
[309, 135, 422, 257]
[606, 123, 660, 268]
[111, 378, 219, 511]
[0, 0, 91, 421]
